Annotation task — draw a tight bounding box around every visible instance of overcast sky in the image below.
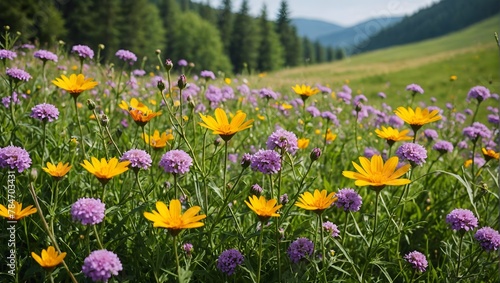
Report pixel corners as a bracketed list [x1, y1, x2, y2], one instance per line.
[198, 0, 439, 26]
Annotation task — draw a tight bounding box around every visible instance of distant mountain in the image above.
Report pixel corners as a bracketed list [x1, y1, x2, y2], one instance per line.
[291, 18, 344, 40]
[317, 17, 403, 51]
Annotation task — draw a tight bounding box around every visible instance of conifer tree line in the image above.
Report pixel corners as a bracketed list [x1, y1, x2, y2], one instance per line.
[0, 0, 344, 74]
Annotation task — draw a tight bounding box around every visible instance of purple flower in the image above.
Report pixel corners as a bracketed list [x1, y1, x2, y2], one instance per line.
[404, 251, 428, 272]
[432, 141, 454, 154]
[21, 44, 35, 49]
[316, 84, 331, 94]
[30, 103, 59, 122]
[446, 208, 478, 231]
[487, 114, 499, 125]
[259, 88, 279, 100]
[205, 85, 223, 108]
[364, 147, 380, 159]
[71, 198, 105, 225]
[72, 45, 94, 59]
[406, 83, 424, 94]
[82, 250, 122, 282]
[6, 68, 31, 82]
[388, 115, 404, 128]
[115, 49, 137, 63]
[378, 92, 386, 99]
[457, 141, 468, 149]
[200, 70, 216, 80]
[216, 249, 244, 276]
[132, 69, 146, 76]
[464, 108, 473, 116]
[322, 221, 340, 237]
[287, 237, 314, 264]
[178, 59, 188, 67]
[0, 146, 32, 172]
[241, 153, 252, 168]
[335, 188, 362, 212]
[306, 106, 321, 117]
[121, 149, 152, 170]
[0, 49, 17, 60]
[33, 50, 58, 62]
[221, 86, 234, 100]
[310, 148, 321, 161]
[395, 143, 427, 166]
[159, 150, 193, 175]
[321, 111, 339, 126]
[467, 86, 491, 102]
[353, 94, 368, 105]
[455, 113, 466, 124]
[251, 183, 263, 195]
[423, 129, 438, 141]
[280, 193, 289, 205]
[463, 122, 492, 141]
[250, 149, 281, 174]
[182, 243, 194, 256]
[336, 91, 352, 104]
[474, 227, 500, 252]
[237, 84, 251, 95]
[266, 128, 298, 155]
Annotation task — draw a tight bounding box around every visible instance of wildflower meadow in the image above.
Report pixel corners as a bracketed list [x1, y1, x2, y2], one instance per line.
[0, 28, 499, 283]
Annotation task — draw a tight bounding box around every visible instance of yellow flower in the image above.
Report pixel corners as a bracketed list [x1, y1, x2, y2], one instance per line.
[0, 201, 37, 221]
[375, 126, 413, 146]
[42, 162, 71, 180]
[292, 84, 320, 101]
[464, 159, 473, 168]
[342, 155, 411, 191]
[199, 108, 254, 141]
[245, 195, 282, 222]
[324, 129, 337, 143]
[52, 74, 98, 98]
[281, 103, 293, 110]
[142, 130, 174, 149]
[144, 200, 206, 236]
[81, 157, 130, 185]
[482, 148, 499, 161]
[224, 78, 231, 84]
[450, 75, 457, 81]
[129, 108, 162, 127]
[257, 114, 266, 120]
[394, 107, 441, 132]
[119, 98, 148, 112]
[295, 189, 337, 214]
[31, 246, 66, 270]
[298, 138, 310, 149]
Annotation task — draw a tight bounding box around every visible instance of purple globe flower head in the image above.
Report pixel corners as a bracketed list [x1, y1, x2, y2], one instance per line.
[82, 249, 122, 282]
[395, 143, 427, 166]
[200, 70, 216, 80]
[115, 49, 137, 63]
[33, 50, 58, 62]
[423, 129, 438, 141]
[71, 198, 105, 225]
[463, 122, 492, 142]
[280, 193, 289, 205]
[30, 103, 59, 122]
[432, 140, 454, 154]
[132, 69, 146, 76]
[287, 237, 314, 264]
[467, 86, 491, 103]
[259, 88, 279, 100]
[464, 108, 473, 116]
[404, 251, 428, 272]
[0, 146, 32, 173]
[364, 147, 380, 159]
[121, 149, 152, 170]
[21, 44, 35, 49]
[406, 83, 424, 94]
[310, 147, 321, 161]
[266, 128, 298, 155]
[474, 227, 500, 252]
[322, 221, 340, 237]
[430, 97, 437, 103]
[241, 153, 252, 168]
[250, 149, 281, 174]
[455, 113, 466, 124]
[446, 208, 478, 231]
[457, 141, 468, 149]
[178, 59, 188, 67]
[353, 94, 368, 105]
[316, 84, 331, 94]
[228, 153, 238, 163]
[378, 92, 386, 99]
[337, 91, 352, 104]
[492, 93, 499, 100]
[237, 84, 251, 96]
[216, 249, 244, 276]
[445, 102, 453, 110]
[321, 111, 339, 126]
[0, 49, 17, 60]
[487, 114, 499, 125]
[159, 149, 193, 175]
[335, 188, 362, 212]
[388, 115, 404, 128]
[72, 44, 94, 59]
[221, 86, 234, 100]
[251, 183, 263, 196]
[6, 68, 31, 82]
[182, 242, 194, 256]
[306, 105, 321, 117]
[205, 85, 223, 108]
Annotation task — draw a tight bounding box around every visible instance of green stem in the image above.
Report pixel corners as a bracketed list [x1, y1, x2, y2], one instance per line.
[319, 215, 327, 282]
[73, 97, 86, 158]
[104, 125, 122, 156]
[41, 122, 47, 168]
[174, 174, 178, 199]
[93, 225, 104, 249]
[470, 101, 481, 126]
[174, 236, 181, 283]
[341, 212, 349, 245]
[135, 171, 148, 202]
[456, 233, 464, 279]
[257, 222, 264, 283]
[92, 109, 109, 158]
[363, 191, 380, 282]
[471, 140, 477, 183]
[223, 141, 228, 199]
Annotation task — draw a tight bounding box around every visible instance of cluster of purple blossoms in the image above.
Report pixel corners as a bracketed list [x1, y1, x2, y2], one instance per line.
[71, 198, 106, 225]
[487, 114, 499, 125]
[467, 86, 491, 102]
[364, 147, 380, 159]
[6, 68, 31, 82]
[322, 221, 340, 237]
[120, 149, 152, 170]
[280, 193, 289, 205]
[205, 85, 223, 108]
[82, 249, 122, 282]
[240, 153, 252, 168]
[395, 143, 427, 166]
[306, 105, 321, 117]
[310, 148, 321, 161]
[221, 86, 234, 100]
[0, 146, 32, 173]
[216, 249, 244, 276]
[266, 128, 298, 154]
[259, 88, 279, 100]
[321, 111, 339, 126]
[463, 122, 492, 142]
[30, 103, 59, 122]
[237, 84, 251, 96]
[378, 92, 387, 99]
[446, 208, 478, 231]
[178, 59, 188, 67]
[353, 94, 368, 105]
[250, 149, 281, 174]
[474, 227, 500, 252]
[316, 84, 331, 94]
[182, 242, 194, 256]
[250, 183, 263, 195]
[287, 237, 314, 264]
[423, 129, 438, 141]
[455, 112, 466, 124]
[404, 251, 428, 272]
[21, 44, 35, 49]
[115, 49, 137, 63]
[388, 115, 404, 128]
[406, 83, 424, 94]
[200, 70, 216, 80]
[159, 150, 193, 175]
[132, 69, 146, 77]
[33, 50, 58, 62]
[0, 49, 17, 60]
[336, 88, 352, 104]
[335, 188, 362, 212]
[432, 141, 454, 154]
[72, 44, 94, 59]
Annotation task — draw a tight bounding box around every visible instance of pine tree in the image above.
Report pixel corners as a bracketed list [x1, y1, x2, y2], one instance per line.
[256, 5, 284, 72]
[158, 0, 181, 58]
[89, 0, 121, 61]
[314, 40, 326, 63]
[198, 1, 216, 25]
[229, 0, 257, 74]
[302, 37, 315, 65]
[276, 0, 300, 67]
[217, 0, 233, 54]
[61, 0, 95, 46]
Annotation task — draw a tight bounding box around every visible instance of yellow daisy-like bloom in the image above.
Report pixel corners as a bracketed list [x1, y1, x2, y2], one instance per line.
[295, 189, 337, 214]
[199, 108, 254, 141]
[375, 126, 413, 146]
[245, 195, 282, 222]
[81, 157, 130, 185]
[298, 138, 310, 149]
[31, 246, 66, 270]
[342, 155, 411, 192]
[292, 84, 320, 101]
[119, 98, 148, 112]
[394, 107, 441, 132]
[143, 200, 206, 236]
[464, 159, 473, 168]
[52, 74, 98, 98]
[482, 148, 499, 161]
[450, 75, 457, 81]
[42, 162, 72, 180]
[0, 201, 37, 221]
[129, 108, 162, 127]
[142, 130, 174, 149]
[324, 129, 337, 143]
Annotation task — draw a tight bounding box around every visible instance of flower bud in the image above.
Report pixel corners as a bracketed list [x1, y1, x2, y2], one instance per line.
[157, 80, 165, 92]
[4, 25, 10, 31]
[241, 153, 252, 169]
[310, 148, 321, 161]
[100, 114, 109, 127]
[165, 59, 173, 71]
[155, 49, 161, 55]
[214, 138, 222, 147]
[178, 74, 187, 90]
[355, 102, 363, 113]
[87, 99, 96, 110]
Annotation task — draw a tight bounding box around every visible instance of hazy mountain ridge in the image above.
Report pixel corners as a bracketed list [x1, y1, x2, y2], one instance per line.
[291, 18, 344, 40]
